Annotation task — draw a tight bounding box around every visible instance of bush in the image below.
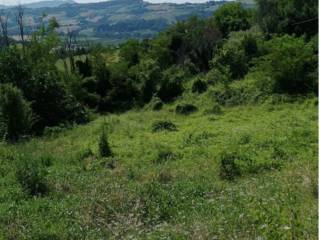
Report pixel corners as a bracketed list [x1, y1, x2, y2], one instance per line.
[0, 84, 34, 142]
[176, 104, 198, 115]
[213, 2, 252, 37]
[146, 96, 163, 111]
[211, 29, 263, 80]
[158, 66, 185, 103]
[254, 35, 317, 95]
[210, 80, 264, 106]
[205, 103, 223, 115]
[219, 151, 241, 180]
[25, 64, 89, 133]
[99, 126, 112, 158]
[152, 120, 177, 132]
[16, 155, 49, 196]
[192, 78, 208, 93]
[154, 148, 178, 164]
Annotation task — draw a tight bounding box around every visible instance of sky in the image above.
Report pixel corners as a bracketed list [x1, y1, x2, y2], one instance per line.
[1, 0, 217, 6]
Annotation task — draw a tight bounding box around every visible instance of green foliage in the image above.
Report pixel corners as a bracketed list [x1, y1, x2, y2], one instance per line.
[152, 120, 177, 132]
[210, 79, 264, 106]
[0, 47, 31, 88]
[120, 39, 143, 67]
[158, 67, 185, 102]
[255, 0, 318, 37]
[146, 96, 163, 111]
[192, 78, 208, 93]
[165, 16, 222, 71]
[253, 35, 317, 94]
[0, 84, 34, 142]
[92, 58, 111, 98]
[76, 57, 92, 78]
[99, 126, 112, 158]
[16, 155, 49, 196]
[211, 29, 263, 80]
[175, 104, 198, 115]
[214, 2, 252, 37]
[219, 151, 241, 180]
[205, 103, 223, 115]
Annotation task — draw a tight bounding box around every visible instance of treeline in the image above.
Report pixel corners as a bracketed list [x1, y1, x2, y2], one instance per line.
[0, 0, 318, 142]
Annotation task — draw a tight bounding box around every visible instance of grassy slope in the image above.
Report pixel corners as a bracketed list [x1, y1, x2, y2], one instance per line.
[0, 93, 318, 239]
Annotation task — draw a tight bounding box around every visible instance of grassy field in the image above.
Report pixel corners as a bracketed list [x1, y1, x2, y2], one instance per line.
[0, 93, 318, 239]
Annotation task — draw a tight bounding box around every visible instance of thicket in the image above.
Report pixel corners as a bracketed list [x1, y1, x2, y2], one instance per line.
[0, 0, 317, 141]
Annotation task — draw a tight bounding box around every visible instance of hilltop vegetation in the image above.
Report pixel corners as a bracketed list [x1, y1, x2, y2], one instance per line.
[0, 0, 318, 239]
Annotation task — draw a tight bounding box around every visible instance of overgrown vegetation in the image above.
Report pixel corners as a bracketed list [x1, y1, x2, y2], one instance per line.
[0, 0, 318, 239]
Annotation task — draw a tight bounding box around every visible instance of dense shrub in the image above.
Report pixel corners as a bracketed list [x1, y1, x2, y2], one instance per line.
[130, 59, 161, 103]
[211, 29, 263, 80]
[192, 78, 208, 93]
[99, 126, 112, 158]
[219, 151, 241, 180]
[25, 64, 89, 132]
[152, 120, 177, 132]
[213, 2, 252, 37]
[0, 84, 34, 142]
[205, 103, 223, 115]
[165, 16, 222, 71]
[16, 155, 49, 196]
[210, 80, 265, 106]
[0, 47, 31, 88]
[146, 96, 163, 111]
[75, 57, 92, 78]
[176, 104, 198, 115]
[254, 35, 317, 94]
[158, 67, 185, 102]
[99, 62, 139, 112]
[255, 0, 318, 37]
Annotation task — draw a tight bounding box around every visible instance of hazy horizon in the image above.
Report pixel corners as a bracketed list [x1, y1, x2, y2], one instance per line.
[1, 0, 223, 6]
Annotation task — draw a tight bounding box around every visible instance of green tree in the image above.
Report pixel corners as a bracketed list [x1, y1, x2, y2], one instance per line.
[214, 2, 252, 37]
[0, 84, 34, 141]
[254, 35, 317, 94]
[255, 0, 318, 37]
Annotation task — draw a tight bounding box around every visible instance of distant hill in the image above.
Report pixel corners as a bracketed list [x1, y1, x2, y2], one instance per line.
[3, 0, 253, 43]
[24, 0, 76, 9]
[0, 0, 74, 9]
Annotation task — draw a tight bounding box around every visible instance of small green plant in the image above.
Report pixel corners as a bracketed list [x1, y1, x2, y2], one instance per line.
[154, 148, 178, 164]
[192, 79, 208, 93]
[176, 104, 198, 115]
[205, 103, 223, 115]
[157, 169, 173, 184]
[152, 120, 177, 132]
[99, 126, 112, 158]
[16, 155, 49, 196]
[78, 148, 94, 161]
[219, 151, 241, 181]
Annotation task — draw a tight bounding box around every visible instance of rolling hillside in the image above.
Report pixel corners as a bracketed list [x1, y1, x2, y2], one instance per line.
[2, 0, 248, 43]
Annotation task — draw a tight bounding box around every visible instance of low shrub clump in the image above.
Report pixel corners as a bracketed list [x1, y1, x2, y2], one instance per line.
[176, 104, 198, 115]
[205, 103, 223, 115]
[99, 126, 112, 158]
[146, 96, 164, 111]
[192, 78, 208, 93]
[219, 151, 241, 180]
[154, 148, 178, 164]
[152, 120, 177, 132]
[16, 155, 49, 196]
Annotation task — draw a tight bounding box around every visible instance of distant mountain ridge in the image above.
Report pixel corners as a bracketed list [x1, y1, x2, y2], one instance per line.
[3, 0, 253, 43]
